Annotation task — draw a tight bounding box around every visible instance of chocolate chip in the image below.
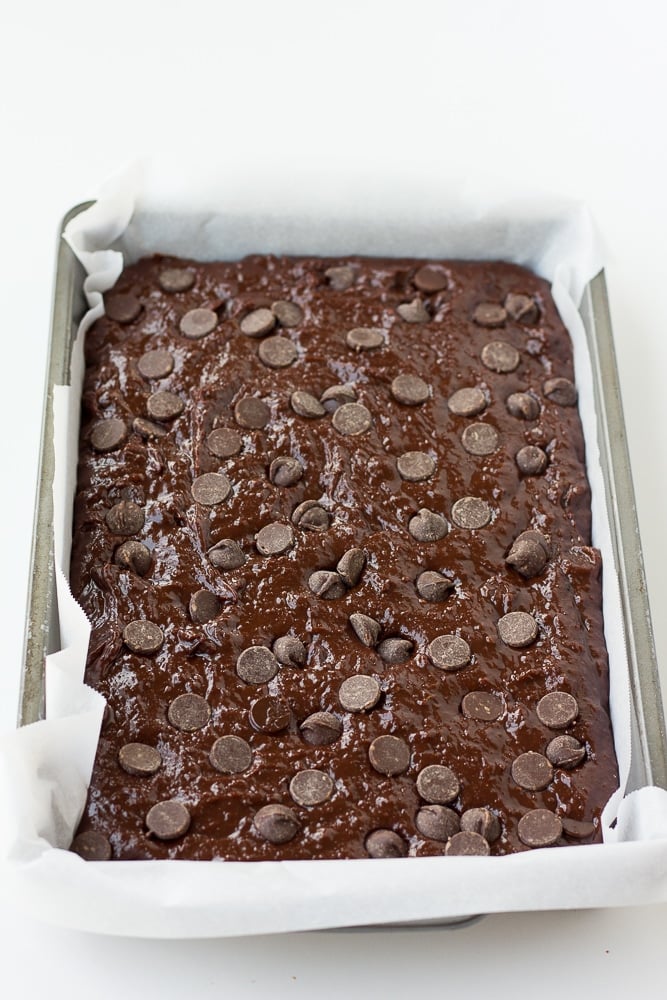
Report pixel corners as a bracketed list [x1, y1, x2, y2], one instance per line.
[106, 500, 145, 535]
[249, 696, 291, 733]
[339, 674, 381, 712]
[461, 422, 499, 456]
[332, 401, 373, 435]
[207, 538, 246, 569]
[180, 308, 217, 339]
[408, 508, 448, 542]
[114, 540, 152, 575]
[167, 693, 211, 731]
[536, 691, 579, 729]
[255, 522, 294, 556]
[481, 340, 520, 373]
[147, 390, 184, 421]
[207, 428, 242, 458]
[189, 589, 222, 624]
[269, 456, 304, 486]
[397, 451, 435, 482]
[505, 530, 550, 578]
[192, 472, 232, 505]
[473, 303, 506, 327]
[237, 646, 279, 684]
[415, 571, 454, 602]
[234, 396, 271, 429]
[416, 765, 459, 804]
[70, 830, 112, 861]
[118, 742, 162, 777]
[210, 735, 253, 774]
[543, 377, 577, 406]
[337, 547, 366, 587]
[369, 735, 411, 776]
[308, 571, 346, 599]
[445, 831, 490, 856]
[91, 418, 127, 452]
[415, 805, 460, 842]
[391, 374, 430, 405]
[289, 769, 335, 807]
[516, 445, 548, 476]
[414, 265, 448, 293]
[546, 735, 586, 768]
[272, 300, 304, 327]
[506, 392, 540, 420]
[132, 417, 168, 440]
[365, 829, 409, 858]
[451, 496, 491, 529]
[397, 298, 429, 323]
[428, 634, 471, 671]
[300, 711, 343, 746]
[137, 349, 174, 380]
[325, 265, 355, 290]
[273, 635, 307, 667]
[159, 267, 195, 293]
[346, 327, 385, 351]
[461, 807, 501, 843]
[561, 817, 596, 840]
[377, 638, 414, 664]
[349, 613, 381, 647]
[517, 808, 562, 847]
[320, 384, 357, 410]
[292, 500, 330, 531]
[240, 308, 276, 337]
[511, 751, 554, 791]
[448, 387, 487, 417]
[291, 390, 326, 418]
[254, 804, 300, 844]
[497, 611, 539, 648]
[461, 691, 504, 721]
[146, 800, 191, 840]
[106, 292, 141, 324]
[123, 620, 164, 654]
[505, 293, 540, 325]
[259, 336, 298, 368]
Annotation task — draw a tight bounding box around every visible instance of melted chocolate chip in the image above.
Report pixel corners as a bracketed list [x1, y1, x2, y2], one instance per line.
[339, 674, 382, 712]
[207, 428, 242, 458]
[546, 735, 586, 768]
[415, 805, 460, 842]
[70, 830, 112, 861]
[505, 292, 540, 325]
[146, 800, 191, 840]
[192, 472, 232, 505]
[240, 308, 276, 337]
[506, 392, 540, 420]
[91, 418, 127, 452]
[516, 445, 548, 476]
[408, 508, 448, 542]
[300, 711, 343, 746]
[448, 387, 487, 417]
[254, 804, 300, 844]
[292, 500, 330, 531]
[365, 829, 409, 858]
[346, 327, 385, 351]
[249, 696, 291, 733]
[415, 571, 453, 602]
[137, 349, 174, 380]
[451, 496, 491, 529]
[416, 765, 459, 804]
[158, 267, 194, 293]
[391, 374, 430, 405]
[308, 570, 346, 599]
[428, 634, 471, 671]
[114, 540, 152, 575]
[336, 548, 366, 587]
[481, 341, 520, 373]
[543, 377, 577, 406]
[537, 691, 579, 729]
[106, 500, 145, 535]
[189, 589, 222, 624]
[210, 735, 253, 774]
[118, 743, 162, 777]
[289, 769, 335, 807]
[332, 402, 372, 435]
[505, 531, 550, 577]
[123, 620, 164, 654]
[397, 298, 429, 323]
[133, 417, 168, 440]
[234, 396, 271, 429]
[461, 422, 499, 456]
[517, 808, 562, 847]
[497, 611, 539, 649]
[377, 638, 414, 664]
[259, 336, 298, 368]
[368, 735, 410, 776]
[269, 456, 304, 486]
[236, 646, 279, 684]
[180, 308, 217, 339]
[349, 613, 381, 647]
[273, 635, 307, 667]
[461, 691, 504, 722]
[167, 693, 211, 731]
[255, 522, 294, 556]
[207, 538, 246, 569]
[397, 451, 435, 482]
[461, 807, 501, 843]
[511, 751, 553, 791]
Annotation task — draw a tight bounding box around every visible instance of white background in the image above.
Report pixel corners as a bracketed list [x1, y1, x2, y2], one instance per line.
[1, 0, 666, 996]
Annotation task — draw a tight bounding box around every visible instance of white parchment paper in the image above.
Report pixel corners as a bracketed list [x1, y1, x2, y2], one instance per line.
[2, 161, 667, 938]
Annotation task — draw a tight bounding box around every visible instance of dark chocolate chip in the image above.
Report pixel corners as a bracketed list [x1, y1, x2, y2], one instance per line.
[416, 765, 460, 804]
[377, 638, 414, 664]
[272, 300, 304, 327]
[445, 831, 490, 856]
[561, 817, 596, 840]
[365, 829, 409, 858]
[290, 390, 326, 418]
[448, 387, 488, 417]
[397, 298, 429, 323]
[270, 456, 304, 486]
[346, 327, 385, 351]
[255, 522, 294, 556]
[167, 693, 211, 731]
[123, 620, 164, 654]
[451, 496, 491, 529]
[106, 292, 141, 324]
[240, 308, 276, 337]
[506, 392, 540, 420]
[517, 808, 562, 847]
[546, 735, 586, 768]
[114, 540, 152, 575]
[336, 548, 366, 587]
[339, 674, 381, 712]
[91, 418, 128, 452]
[536, 691, 579, 729]
[249, 696, 291, 733]
[415, 571, 453, 602]
[106, 500, 145, 535]
[259, 336, 298, 369]
[137, 349, 174, 380]
[308, 570, 346, 599]
[273, 635, 307, 667]
[118, 742, 162, 777]
[320, 384, 357, 410]
[349, 613, 381, 647]
[428, 634, 471, 671]
[132, 417, 168, 440]
[234, 396, 271, 429]
[180, 308, 217, 339]
[332, 402, 372, 435]
[390, 374, 430, 405]
[505, 530, 550, 578]
[325, 265, 355, 290]
[461, 691, 504, 722]
[254, 804, 300, 844]
[70, 830, 112, 861]
[415, 805, 460, 842]
[158, 267, 195, 293]
[461, 422, 499, 456]
[461, 807, 501, 843]
[300, 711, 343, 746]
[473, 303, 506, 327]
[511, 751, 554, 791]
[236, 646, 279, 685]
[368, 735, 410, 776]
[505, 293, 540, 325]
[481, 340, 520, 373]
[147, 390, 184, 421]
[189, 589, 222, 624]
[207, 538, 246, 570]
[397, 451, 435, 482]
[414, 265, 448, 293]
[210, 735, 253, 774]
[207, 428, 243, 458]
[289, 769, 335, 807]
[543, 377, 577, 406]
[191, 472, 232, 506]
[146, 800, 191, 840]
[292, 499, 330, 531]
[408, 508, 448, 542]
[516, 445, 548, 476]
[497, 611, 539, 648]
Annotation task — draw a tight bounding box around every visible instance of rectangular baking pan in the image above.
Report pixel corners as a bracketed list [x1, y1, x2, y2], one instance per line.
[20, 202, 667, 858]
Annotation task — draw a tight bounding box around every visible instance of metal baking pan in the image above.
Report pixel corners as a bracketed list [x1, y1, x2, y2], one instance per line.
[19, 203, 667, 902]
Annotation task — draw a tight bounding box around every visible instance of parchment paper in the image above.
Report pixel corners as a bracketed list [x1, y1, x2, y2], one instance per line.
[2, 160, 667, 938]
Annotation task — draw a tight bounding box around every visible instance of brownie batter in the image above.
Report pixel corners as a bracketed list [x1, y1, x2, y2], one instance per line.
[69, 255, 619, 861]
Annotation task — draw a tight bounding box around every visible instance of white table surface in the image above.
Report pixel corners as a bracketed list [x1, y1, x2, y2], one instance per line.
[2, 1, 666, 995]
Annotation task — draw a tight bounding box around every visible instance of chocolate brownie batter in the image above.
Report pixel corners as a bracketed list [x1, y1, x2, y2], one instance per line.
[69, 255, 619, 860]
